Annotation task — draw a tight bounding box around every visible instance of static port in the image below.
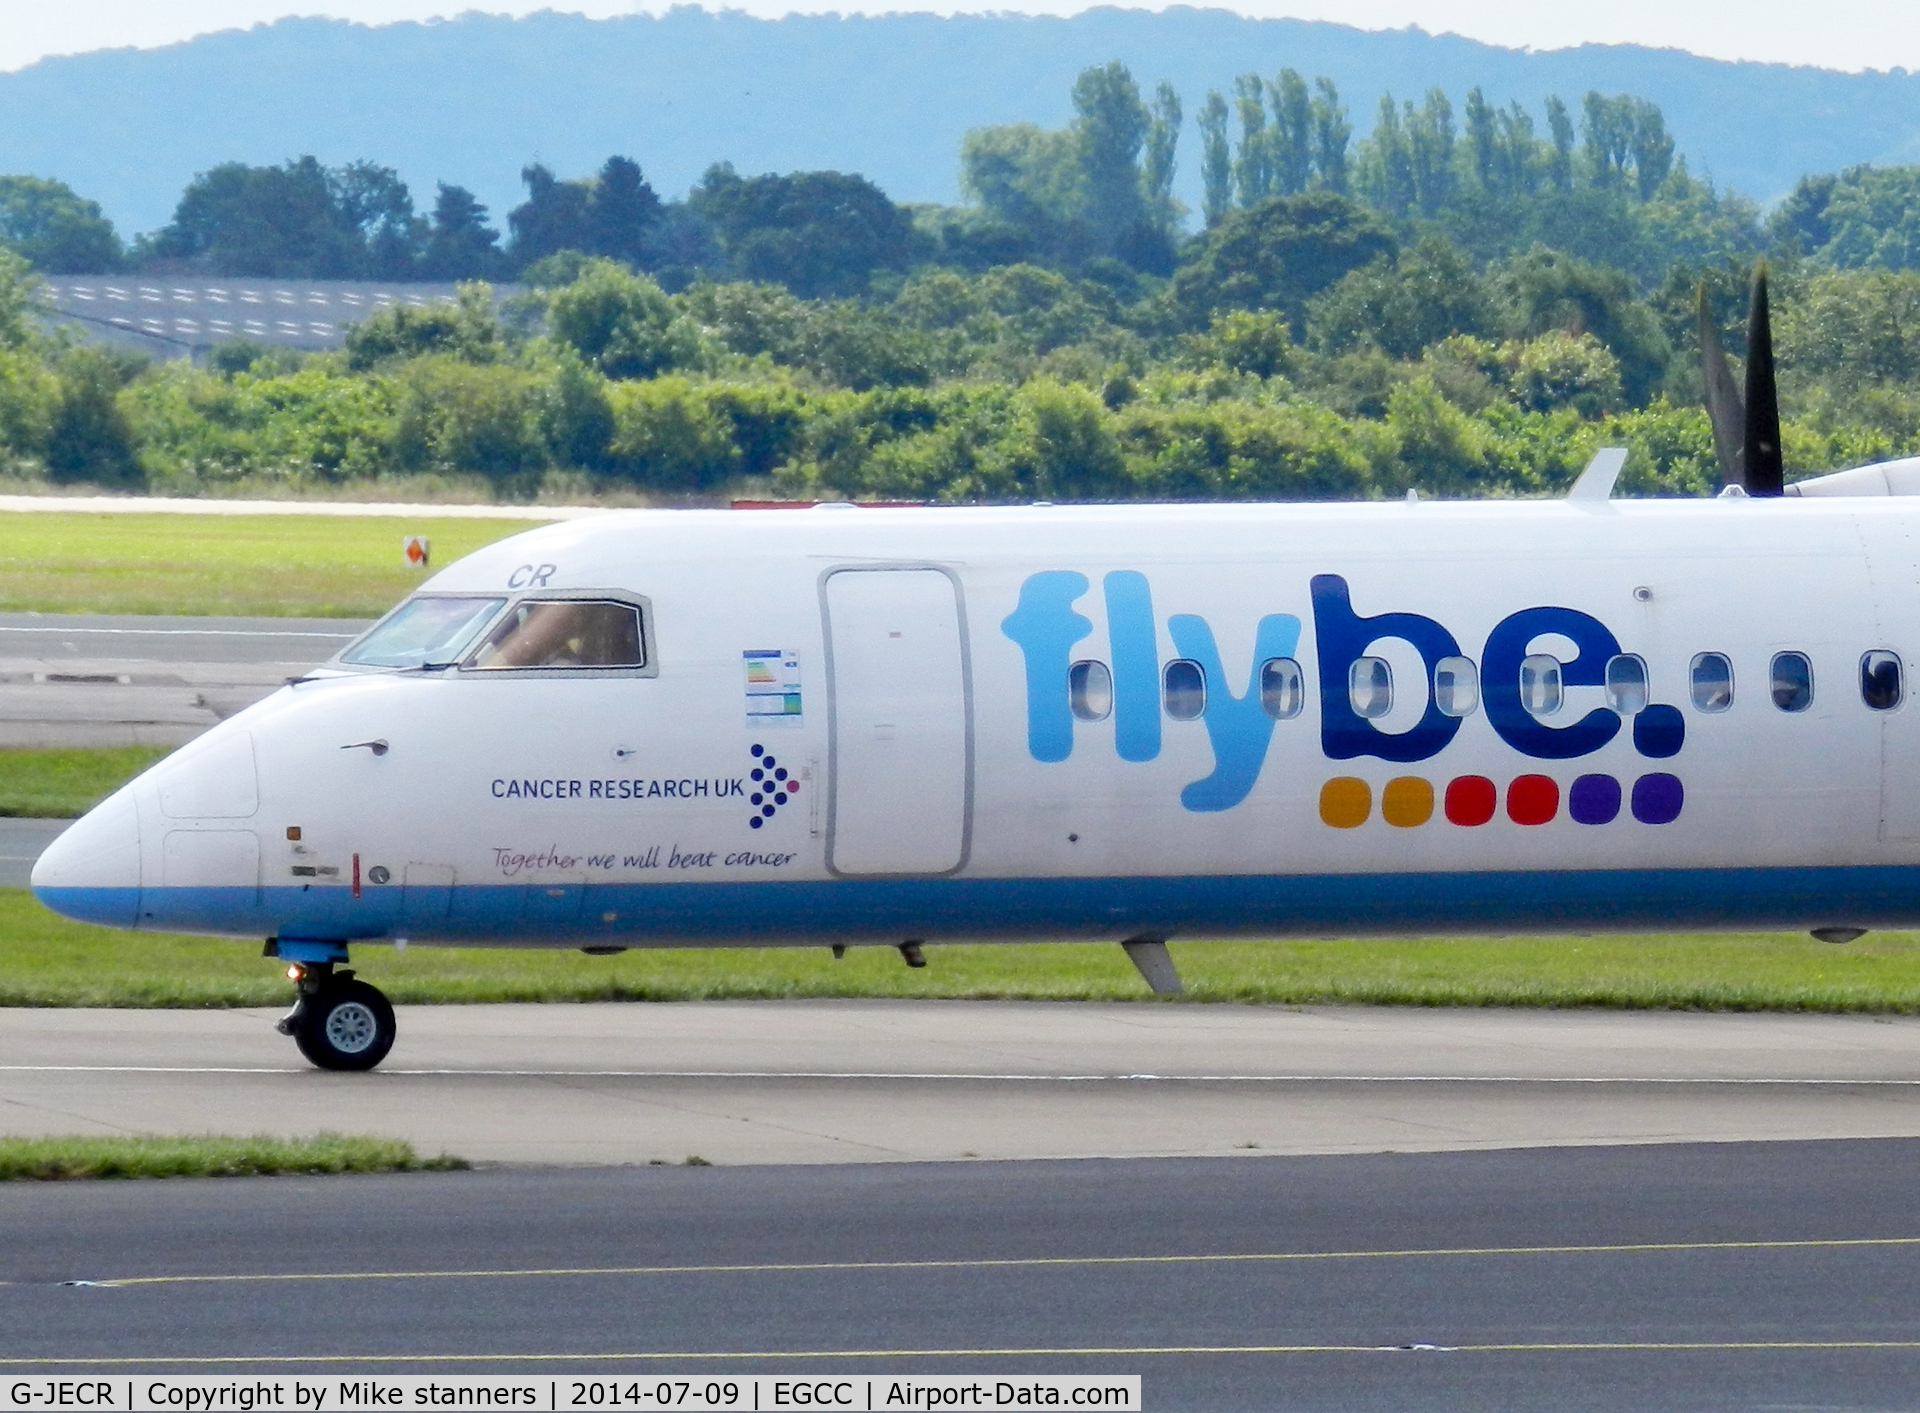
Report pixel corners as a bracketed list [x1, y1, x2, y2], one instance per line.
[286, 826, 302, 841]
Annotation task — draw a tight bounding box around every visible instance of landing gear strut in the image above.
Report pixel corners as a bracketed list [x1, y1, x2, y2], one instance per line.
[273, 957, 397, 1071]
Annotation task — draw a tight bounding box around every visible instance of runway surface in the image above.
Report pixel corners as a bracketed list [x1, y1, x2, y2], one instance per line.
[0, 613, 369, 747]
[0, 819, 66, 888]
[7, 1001, 1920, 1164]
[6, 1139, 1920, 1408]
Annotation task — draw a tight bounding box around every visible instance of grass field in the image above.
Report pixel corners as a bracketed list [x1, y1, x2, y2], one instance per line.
[0, 746, 170, 817]
[0, 1133, 466, 1180]
[0, 512, 551, 617]
[5, 887, 1920, 1011]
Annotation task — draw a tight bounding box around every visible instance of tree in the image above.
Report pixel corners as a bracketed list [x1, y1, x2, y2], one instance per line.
[692, 166, 916, 298]
[1582, 92, 1635, 190]
[332, 160, 421, 278]
[1495, 102, 1541, 198]
[1269, 70, 1313, 196]
[422, 184, 501, 280]
[1464, 88, 1498, 194]
[545, 259, 707, 379]
[1363, 95, 1415, 217]
[1311, 79, 1351, 195]
[1197, 92, 1233, 226]
[1406, 89, 1456, 218]
[1308, 234, 1496, 358]
[1788, 166, 1920, 272]
[344, 284, 500, 369]
[1546, 96, 1575, 193]
[1631, 100, 1675, 201]
[0, 176, 122, 273]
[960, 124, 1086, 255]
[587, 156, 662, 265]
[1071, 61, 1152, 257]
[1233, 75, 1271, 207]
[1171, 192, 1396, 331]
[1495, 247, 1671, 405]
[1143, 83, 1182, 220]
[148, 157, 362, 277]
[1769, 173, 1838, 256]
[508, 163, 593, 267]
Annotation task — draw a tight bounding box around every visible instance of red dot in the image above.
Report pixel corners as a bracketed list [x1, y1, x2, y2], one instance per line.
[785, 780, 799, 794]
[1444, 776, 1497, 826]
[1507, 774, 1560, 826]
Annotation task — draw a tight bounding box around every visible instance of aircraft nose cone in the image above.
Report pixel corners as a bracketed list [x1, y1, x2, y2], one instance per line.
[31, 789, 142, 928]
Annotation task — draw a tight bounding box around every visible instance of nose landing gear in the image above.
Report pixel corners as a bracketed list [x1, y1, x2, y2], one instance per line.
[273, 956, 397, 1072]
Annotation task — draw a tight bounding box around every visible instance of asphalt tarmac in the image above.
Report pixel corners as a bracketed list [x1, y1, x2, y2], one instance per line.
[5, 1139, 1920, 1409]
[7, 1002, 1920, 1164]
[0, 613, 369, 747]
[0, 817, 66, 888]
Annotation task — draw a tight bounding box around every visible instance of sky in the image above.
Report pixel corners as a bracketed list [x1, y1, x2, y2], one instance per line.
[10, 0, 1920, 76]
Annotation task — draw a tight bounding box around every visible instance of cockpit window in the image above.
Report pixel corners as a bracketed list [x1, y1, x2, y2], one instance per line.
[463, 599, 647, 670]
[341, 596, 504, 669]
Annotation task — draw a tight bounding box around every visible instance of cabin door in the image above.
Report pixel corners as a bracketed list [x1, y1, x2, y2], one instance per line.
[824, 568, 972, 876]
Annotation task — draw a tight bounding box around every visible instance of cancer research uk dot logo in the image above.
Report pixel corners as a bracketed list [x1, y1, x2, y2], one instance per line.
[747, 744, 798, 829]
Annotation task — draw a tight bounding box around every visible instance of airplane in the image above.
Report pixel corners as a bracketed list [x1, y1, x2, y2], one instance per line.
[31, 267, 1920, 1071]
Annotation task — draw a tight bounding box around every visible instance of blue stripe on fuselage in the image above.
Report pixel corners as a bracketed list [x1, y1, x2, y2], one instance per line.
[33, 867, 1920, 944]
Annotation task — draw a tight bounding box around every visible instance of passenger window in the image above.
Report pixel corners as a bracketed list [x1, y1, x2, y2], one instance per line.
[1771, 652, 1813, 713]
[1349, 657, 1392, 719]
[464, 599, 646, 670]
[1520, 654, 1563, 717]
[342, 595, 504, 669]
[1434, 656, 1478, 718]
[1863, 651, 1903, 711]
[1690, 653, 1734, 712]
[1605, 654, 1648, 715]
[1260, 658, 1304, 720]
[1163, 660, 1206, 720]
[1069, 660, 1113, 721]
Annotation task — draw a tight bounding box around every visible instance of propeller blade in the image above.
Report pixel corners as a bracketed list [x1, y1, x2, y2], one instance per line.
[1697, 282, 1745, 487]
[1743, 265, 1785, 496]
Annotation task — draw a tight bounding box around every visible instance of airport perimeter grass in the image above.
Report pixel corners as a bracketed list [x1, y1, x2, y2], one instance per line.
[0, 746, 169, 817]
[0, 1133, 467, 1180]
[0, 511, 549, 617]
[5, 888, 1920, 1012]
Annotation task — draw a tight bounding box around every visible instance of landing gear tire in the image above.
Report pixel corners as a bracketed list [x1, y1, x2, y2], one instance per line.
[292, 977, 396, 1071]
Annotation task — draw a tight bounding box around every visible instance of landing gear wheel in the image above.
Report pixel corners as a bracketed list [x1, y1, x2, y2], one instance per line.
[293, 977, 396, 1071]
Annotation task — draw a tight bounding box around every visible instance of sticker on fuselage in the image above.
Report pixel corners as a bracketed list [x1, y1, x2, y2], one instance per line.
[744, 648, 803, 727]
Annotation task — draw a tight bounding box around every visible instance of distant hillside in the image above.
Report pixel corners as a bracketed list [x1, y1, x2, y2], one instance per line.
[5, 7, 1920, 237]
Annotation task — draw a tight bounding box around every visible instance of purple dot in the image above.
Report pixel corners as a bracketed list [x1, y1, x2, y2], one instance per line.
[1569, 774, 1621, 825]
[749, 816, 763, 829]
[750, 744, 763, 757]
[775, 792, 787, 805]
[751, 793, 763, 806]
[762, 804, 776, 818]
[752, 768, 764, 781]
[762, 756, 776, 769]
[774, 767, 787, 781]
[1631, 773, 1684, 825]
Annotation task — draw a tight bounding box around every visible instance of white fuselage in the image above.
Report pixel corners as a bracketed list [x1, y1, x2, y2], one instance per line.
[32, 497, 1920, 946]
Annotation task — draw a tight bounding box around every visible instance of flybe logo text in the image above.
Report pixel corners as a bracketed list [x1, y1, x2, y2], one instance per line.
[1000, 571, 1684, 814]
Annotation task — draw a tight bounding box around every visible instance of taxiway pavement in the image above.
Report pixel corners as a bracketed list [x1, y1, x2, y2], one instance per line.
[0, 818, 66, 888]
[5, 1139, 1920, 1409]
[5, 1001, 1920, 1165]
[0, 613, 369, 747]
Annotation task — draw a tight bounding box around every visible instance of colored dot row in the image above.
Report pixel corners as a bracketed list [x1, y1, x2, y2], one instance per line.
[1319, 773, 1683, 829]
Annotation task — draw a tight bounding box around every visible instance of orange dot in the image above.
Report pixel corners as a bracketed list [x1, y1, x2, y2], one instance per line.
[1381, 776, 1435, 828]
[1319, 777, 1372, 828]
